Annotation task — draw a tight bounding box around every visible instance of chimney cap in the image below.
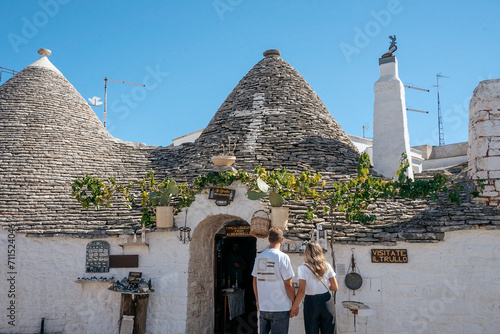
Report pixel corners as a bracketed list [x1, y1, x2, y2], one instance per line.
[37, 48, 52, 56]
[263, 49, 280, 57]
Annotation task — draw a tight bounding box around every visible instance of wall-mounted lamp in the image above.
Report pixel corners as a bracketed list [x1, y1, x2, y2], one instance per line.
[179, 227, 192, 244]
[178, 209, 191, 244]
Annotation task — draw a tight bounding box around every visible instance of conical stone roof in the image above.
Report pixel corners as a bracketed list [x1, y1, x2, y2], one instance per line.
[0, 51, 153, 236]
[1, 49, 497, 243]
[192, 49, 359, 177]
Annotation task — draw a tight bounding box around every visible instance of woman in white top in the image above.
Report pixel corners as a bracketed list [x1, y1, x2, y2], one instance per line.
[290, 241, 338, 334]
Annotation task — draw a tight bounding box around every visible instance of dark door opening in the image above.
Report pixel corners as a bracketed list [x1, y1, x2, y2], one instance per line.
[214, 223, 258, 334]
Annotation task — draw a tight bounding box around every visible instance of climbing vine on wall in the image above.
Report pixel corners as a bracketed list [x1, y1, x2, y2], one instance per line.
[71, 153, 483, 227]
[304, 153, 483, 223]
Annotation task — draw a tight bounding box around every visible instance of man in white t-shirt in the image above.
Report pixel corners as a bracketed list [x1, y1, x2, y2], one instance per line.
[252, 227, 296, 334]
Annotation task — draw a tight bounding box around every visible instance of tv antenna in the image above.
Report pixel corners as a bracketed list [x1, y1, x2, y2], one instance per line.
[103, 77, 145, 128]
[433, 74, 449, 146]
[0, 66, 18, 83]
[404, 84, 430, 114]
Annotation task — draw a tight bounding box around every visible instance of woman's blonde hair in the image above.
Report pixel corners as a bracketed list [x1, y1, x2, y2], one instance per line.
[304, 241, 329, 278]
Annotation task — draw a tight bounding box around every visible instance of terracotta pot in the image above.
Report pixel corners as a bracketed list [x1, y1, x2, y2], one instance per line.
[211, 155, 236, 167]
[155, 206, 174, 228]
[271, 206, 289, 230]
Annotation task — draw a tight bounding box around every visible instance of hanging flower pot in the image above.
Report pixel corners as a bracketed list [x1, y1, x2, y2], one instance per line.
[211, 155, 236, 167]
[271, 206, 289, 230]
[155, 206, 174, 228]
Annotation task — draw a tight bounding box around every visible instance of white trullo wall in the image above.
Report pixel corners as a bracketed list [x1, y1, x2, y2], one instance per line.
[284, 229, 500, 334]
[1, 182, 500, 333]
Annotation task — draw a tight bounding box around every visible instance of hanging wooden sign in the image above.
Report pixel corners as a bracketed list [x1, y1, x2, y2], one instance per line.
[109, 255, 139, 268]
[371, 249, 408, 263]
[85, 241, 110, 273]
[225, 225, 250, 237]
[209, 188, 235, 201]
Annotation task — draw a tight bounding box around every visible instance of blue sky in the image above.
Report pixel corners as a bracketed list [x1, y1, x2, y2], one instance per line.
[1, 0, 499, 147]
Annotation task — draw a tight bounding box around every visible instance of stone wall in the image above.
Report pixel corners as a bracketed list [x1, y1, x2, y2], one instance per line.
[468, 79, 500, 208]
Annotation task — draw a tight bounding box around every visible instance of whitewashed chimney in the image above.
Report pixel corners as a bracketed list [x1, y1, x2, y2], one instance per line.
[468, 79, 500, 208]
[373, 56, 413, 179]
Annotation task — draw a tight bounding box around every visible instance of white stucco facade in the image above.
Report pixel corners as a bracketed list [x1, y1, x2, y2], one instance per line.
[373, 56, 413, 179]
[2, 183, 500, 334]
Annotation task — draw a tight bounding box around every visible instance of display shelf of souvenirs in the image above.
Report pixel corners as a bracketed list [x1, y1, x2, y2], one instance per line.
[118, 242, 149, 248]
[75, 276, 115, 283]
[280, 242, 299, 253]
[119, 233, 149, 248]
[109, 277, 154, 294]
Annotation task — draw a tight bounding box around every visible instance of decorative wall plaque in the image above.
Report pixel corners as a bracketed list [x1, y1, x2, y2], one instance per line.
[128, 272, 142, 284]
[225, 225, 250, 237]
[209, 188, 235, 201]
[86, 241, 110, 273]
[371, 249, 408, 263]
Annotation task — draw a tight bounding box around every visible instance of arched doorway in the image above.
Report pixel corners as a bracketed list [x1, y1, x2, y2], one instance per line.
[214, 220, 257, 334]
[185, 214, 257, 334]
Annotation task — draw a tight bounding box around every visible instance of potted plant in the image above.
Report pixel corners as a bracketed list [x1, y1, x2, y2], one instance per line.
[212, 137, 236, 167]
[246, 167, 324, 230]
[246, 167, 293, 230]
[148, 178, 179, 228]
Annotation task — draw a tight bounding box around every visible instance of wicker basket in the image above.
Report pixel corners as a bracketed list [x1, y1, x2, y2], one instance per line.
[250, 210, 270, 238]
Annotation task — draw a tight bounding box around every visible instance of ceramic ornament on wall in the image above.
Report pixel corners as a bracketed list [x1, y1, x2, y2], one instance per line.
[317, 224, 328, 251]
[85, 241, 110, 273]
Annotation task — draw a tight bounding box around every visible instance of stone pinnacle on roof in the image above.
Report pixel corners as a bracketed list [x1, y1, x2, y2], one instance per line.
[38, 48, 52, 56]
[263, 49, 280, 57]
[28, 47, 62, 76]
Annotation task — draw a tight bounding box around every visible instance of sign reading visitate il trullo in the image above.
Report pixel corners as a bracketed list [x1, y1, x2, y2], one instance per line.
[371, 249, 408, 263]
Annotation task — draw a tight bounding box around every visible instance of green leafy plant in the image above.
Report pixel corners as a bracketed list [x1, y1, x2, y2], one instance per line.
[304, 152, 484, 223]
[71, 171, 195, 227]
[193, 170, 251, 191]
[148, 179, 179, 206]
[72, 153, 483, 228]
[246, 166, 323, 207]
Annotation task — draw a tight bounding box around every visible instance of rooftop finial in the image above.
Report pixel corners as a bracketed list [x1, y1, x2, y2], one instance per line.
[37, 48, 52, 57]
[381, 36, 397, 58]
[263, 49, 280, 58]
